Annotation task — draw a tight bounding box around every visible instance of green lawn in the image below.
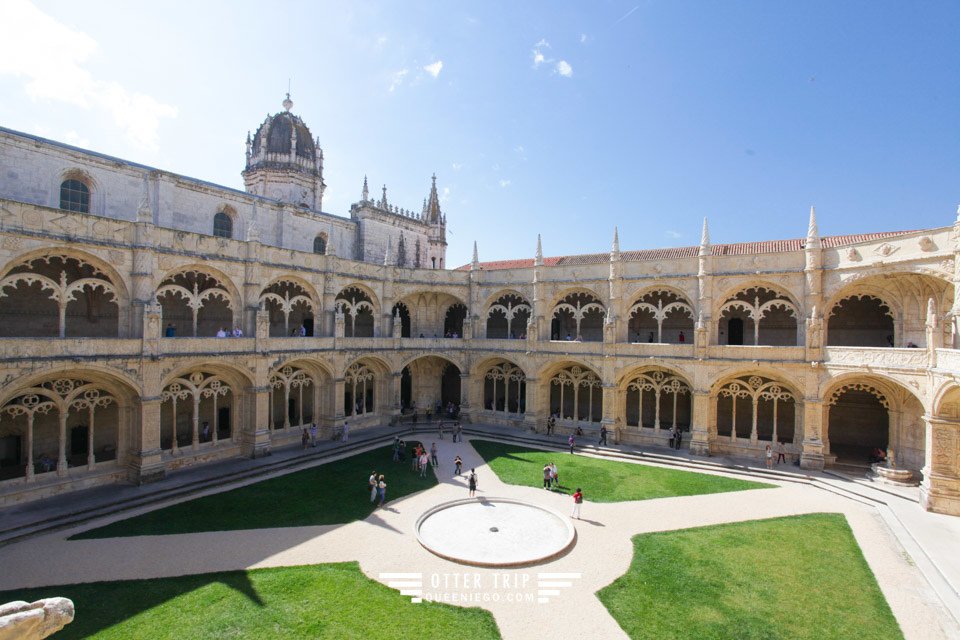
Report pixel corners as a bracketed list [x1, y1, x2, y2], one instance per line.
[73, 444, 435, 538]
[597, 513, 902, 640]
[0, 562, 500, 640]
[470, 439, 772, 501]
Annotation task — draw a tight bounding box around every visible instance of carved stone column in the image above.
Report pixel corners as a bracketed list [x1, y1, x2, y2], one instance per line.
[128, 396, 165, 484]
[240, 385, 272, 458]
[920, 416, 960, 515]
[523, 377, 541, 432]
[688, 390, 712, 456]
[459, 373, 472, 423]
[800, 399, 825, 470]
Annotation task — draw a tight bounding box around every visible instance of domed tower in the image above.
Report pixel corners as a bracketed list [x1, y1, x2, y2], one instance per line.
[242, 94, 325, 209]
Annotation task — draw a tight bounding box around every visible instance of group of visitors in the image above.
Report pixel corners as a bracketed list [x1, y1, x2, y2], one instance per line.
[763, 441, 789, 468]
[290, 324, 308, 336]
[368, 470, 387, 507]
[301, 423, 318, 448]
[541, 462, 561, 490]
[668, 426, 683, 450]
[214, 326, 244, 338]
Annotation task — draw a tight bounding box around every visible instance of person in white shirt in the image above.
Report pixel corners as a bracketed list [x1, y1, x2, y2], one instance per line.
[216, 327, 227, 338]
[232, 326, 243, 337]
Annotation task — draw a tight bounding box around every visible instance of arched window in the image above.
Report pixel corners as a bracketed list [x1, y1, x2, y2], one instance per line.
[213, 211, 233, 238]
[59, 179, 90, 213]
[313, 234, 327, 255]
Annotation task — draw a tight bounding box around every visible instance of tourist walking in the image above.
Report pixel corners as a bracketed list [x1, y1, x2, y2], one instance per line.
[369, 470, 378, 502]
[568, 434, 576, 454]
[468, 469, 478, 497]
[438, 421, 445, 440]
[543, 463, 552, 489]
[377, 475, 387, 507]
[412, 444, 421, 471]
[572, 488, 583, 519]
[392, 437, 401, 462]
[309, 422, 318, 447]
[301, 427, 309, 449]
[454, 455, 462, 476]
[599, 424, 608, 446]
[455, 423, 463, 443]
[765, 444, 773, 469]
[776, 441, 787, 464]
[430, 442, 439, 468]
[550, 462, 559, 489]
[342, 421, 349, 442]
[674, 426, 682, 450]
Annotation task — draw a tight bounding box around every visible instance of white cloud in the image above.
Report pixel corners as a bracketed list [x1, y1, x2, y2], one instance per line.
[556, 60, 573, 77]
[375, 35, 388, 49]
[441, 187, 451, 202]
[499, 179, 511, 188]
[665, 230, 682, 239]
[389, 68, 409, 92]
[0, 0, 177, 150]
[532, 38, 551, 68]
[423, 60, 443, 78]
[580, 33, 589, 44]
[535, 38, 550, 48]
[451, 162, 463, 171]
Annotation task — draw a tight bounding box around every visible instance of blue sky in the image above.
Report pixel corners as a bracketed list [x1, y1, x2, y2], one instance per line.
[1, 0, 957, 267]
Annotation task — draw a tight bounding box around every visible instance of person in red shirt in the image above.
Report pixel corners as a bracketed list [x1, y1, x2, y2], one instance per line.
[572, 488, 583, 519]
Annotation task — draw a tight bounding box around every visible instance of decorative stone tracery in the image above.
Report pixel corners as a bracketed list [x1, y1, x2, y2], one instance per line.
[157, 270, 233, 337]
[716, 375, 796, 443]
[160, 372, 232, 452]
[624, 369, 690, 430]
[483, 361, 526, 414]
[549, 365, 602, 423]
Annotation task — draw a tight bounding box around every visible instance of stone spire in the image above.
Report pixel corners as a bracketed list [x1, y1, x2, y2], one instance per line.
[362, 176, 369, 202]
[806, 206, 821, 249]
[699, 218, 711, 256]
[282, 92, 293, 112]
[611, 227, 620, 261]
[535, 234, 543, 267]
[247, 199, 260, 242]
[381, 185, 388, 209]
[471, 241, 479, 271]
[426, 174, 442, 224]
[136, 174, 152, 222]
[384, 236, 393, 266]
[396, 232, 406, 267]
[955, 204, 960, 225]
[927, 297, 938, 328]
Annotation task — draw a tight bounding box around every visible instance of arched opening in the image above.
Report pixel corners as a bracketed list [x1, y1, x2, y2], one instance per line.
[482, 361, 527, 414]
[715, 375, 796, 445]
[260, 280, 315, 337]
[0, 255, 120, 338]
[213, 211, 233, 238]
[160, 371, 236, 451]
[0, 376, 127, 481]
[551, 292, 605, 342]
[59, 178, 90, 213]
[403, 357, 462, 418]
[157, 270, 233, 337]
[344, 361, 378, 416]
[624, 369, 691, 431]
[392, 302, 411, 337]
[444, 303, 466, 338]
[486, 294, 531, 339]
[628, 290, 694, 343]
[548, 364, 603, 424]
[268, 365, 322, 431]
[313, 234, 327, 255]
[719, 287, 798, 346]
[826, 384, 893, 468]
[336, 287, 375, 337]
[827, 296, 895, 347]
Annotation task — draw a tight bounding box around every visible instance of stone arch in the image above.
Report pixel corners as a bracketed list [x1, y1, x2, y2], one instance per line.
[268, 359, 332, 432]
[0, 249, 130, 338]
[259, 278, 318, 337]
[477, 358, 527, 416]
[824, 272, 952, 348]
[396, 291, 466, 338]
[485, 291, 532, 339]
[717, 284, 799, 346]
[336, 285, 380, 337]
[541, 360, 603, 425]
[618, 365, 692, 431]
[826, 294, 895, 347]
[400, 355, 463, 416]
[550, 289, 606, 342]
[343, 357, 390, 420]
[626, 287, 695, 344]
[711, 372, 800, 447]
[821, 373, 925, 471]
[159, 363, 253, 453]
[156, 265, 240, 337]
[56, 167, 100, 214]
[0, 370, 140, 481]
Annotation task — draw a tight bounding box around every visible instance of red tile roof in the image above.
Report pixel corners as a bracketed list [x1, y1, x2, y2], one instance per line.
[456, 230, 918, 271]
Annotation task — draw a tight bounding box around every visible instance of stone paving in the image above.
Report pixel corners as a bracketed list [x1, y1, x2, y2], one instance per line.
[0, 427, 958, 639]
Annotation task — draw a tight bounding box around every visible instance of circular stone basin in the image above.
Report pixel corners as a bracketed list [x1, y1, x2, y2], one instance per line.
[415, 497, 576, 567]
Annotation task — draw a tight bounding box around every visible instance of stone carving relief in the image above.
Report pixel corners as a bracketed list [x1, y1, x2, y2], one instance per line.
[846, 248, 861, 262]
[874, 243, 898, 258]
[918, 236, 936, 252]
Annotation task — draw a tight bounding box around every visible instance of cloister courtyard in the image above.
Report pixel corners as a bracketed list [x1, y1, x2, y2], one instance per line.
[1, 424, 957, 639]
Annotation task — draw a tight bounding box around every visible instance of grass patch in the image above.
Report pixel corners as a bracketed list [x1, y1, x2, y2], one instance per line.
[74, 444, 435, 538]
[470, 439, 772, 502]
[597, 513, 902, 640]
[0, 562, 500, 639]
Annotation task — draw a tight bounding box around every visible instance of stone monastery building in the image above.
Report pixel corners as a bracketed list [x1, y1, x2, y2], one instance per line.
[0, 97, 958, 516]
